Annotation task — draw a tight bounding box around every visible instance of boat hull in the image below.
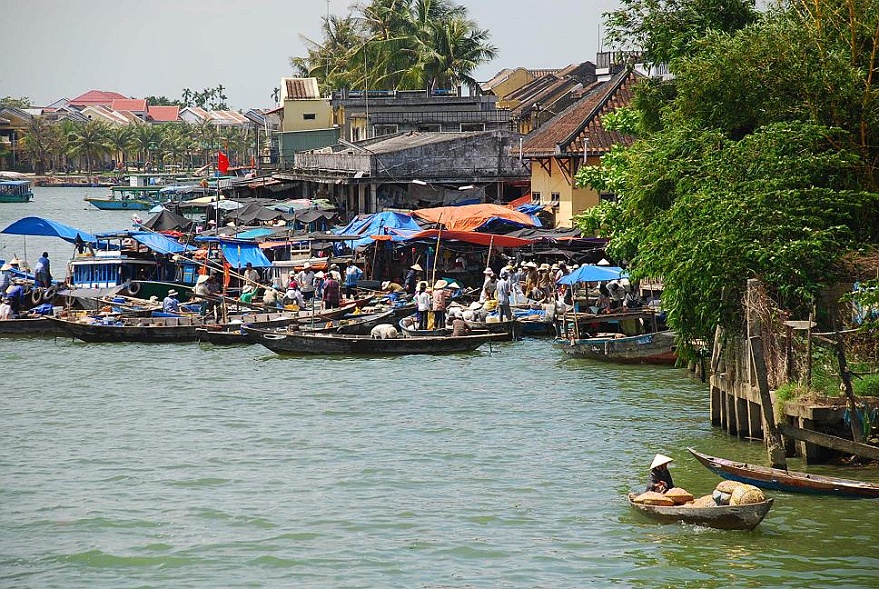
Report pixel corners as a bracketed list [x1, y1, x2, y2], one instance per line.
[628, 493, 773, 530]
[688, 448, 879, 498]
[84, 197, 154, 210]
[246, 328, 509, 356]
[553, 331, 677, 364]
[0, 317, 58, 337]
[49, 313, 293, 343]
[0, 194, 33, 203]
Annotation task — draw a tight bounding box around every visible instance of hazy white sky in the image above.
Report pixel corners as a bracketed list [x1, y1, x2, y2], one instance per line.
[5, 0, 623, 109]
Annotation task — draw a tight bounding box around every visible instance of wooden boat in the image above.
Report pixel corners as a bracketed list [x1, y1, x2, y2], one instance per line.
[245, 327, 509, 356]
[299, 308, 399, 335]
[688, 448, 879, 498]
[398, 316, 453, 337]
[0, 316, 58, 337]
[0, 179, 34, 203]
[84, 186, 163, 210]
[195, 326, 249, 345]
[553, 330, 677, 364]
[627, 493, 773, 530]
[48, 312, 293, 343]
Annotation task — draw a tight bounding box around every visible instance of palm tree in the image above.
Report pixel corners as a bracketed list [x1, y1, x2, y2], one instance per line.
[66, 120, 111, 177]
[131, 123, 161, 171]
[107, 125, 134, 171]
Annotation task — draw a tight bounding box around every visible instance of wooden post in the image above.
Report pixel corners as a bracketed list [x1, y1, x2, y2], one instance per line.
[806, 307, 814, 387]
[835, 333, 865, 443]
[747, 278, 787, 468]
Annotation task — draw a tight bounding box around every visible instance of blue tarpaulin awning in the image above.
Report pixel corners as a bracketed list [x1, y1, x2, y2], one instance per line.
[219, 241, 272, 268]
[1, 216, 97, 244]
[334, 211, 423, 248]
[128, 231, 195, 255]
[557, 265, 626, 285]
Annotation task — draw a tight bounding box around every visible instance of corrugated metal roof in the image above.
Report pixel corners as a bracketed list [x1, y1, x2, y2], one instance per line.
[520, 69, 640, 157]
[283, 77, 321, 100]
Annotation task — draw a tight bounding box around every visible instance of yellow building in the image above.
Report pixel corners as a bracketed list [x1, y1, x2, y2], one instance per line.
[520, 68, 640, 228]
[279, 77, 332, 133]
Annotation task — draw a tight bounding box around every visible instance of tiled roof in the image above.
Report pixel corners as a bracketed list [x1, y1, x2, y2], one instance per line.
[147, 105, 180, 122]
[69, 90, 128, 107]
[208, 110, 249, 125]
[81, 105, 133, 125]
[521, 69, 640, 157]
[111, 99, 147, 112]
[181, 106, 210, 121]
[283, 77, 321, 100]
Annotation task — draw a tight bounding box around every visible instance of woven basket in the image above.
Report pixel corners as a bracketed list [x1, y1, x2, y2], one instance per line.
[665, 487, 695, 505]
[729, 484, 766, 505]
[633, 491, 675, 506]
[715, 480, 743, 494]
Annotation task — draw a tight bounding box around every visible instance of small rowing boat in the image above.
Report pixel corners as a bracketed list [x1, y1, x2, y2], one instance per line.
[245, 328, 509, 356]
[627, 492, 773, 530]
[688, 448, 879, 498]
[553, 330, 677, 364]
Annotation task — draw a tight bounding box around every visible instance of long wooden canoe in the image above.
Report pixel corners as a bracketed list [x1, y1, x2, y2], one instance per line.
[627, 493, 773, 530]
[245, 327, 509, 356]
[49, 312, 293, 343]
[688, 448, 879, 498]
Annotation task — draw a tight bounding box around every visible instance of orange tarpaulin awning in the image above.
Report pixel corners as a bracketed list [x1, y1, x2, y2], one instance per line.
[388, 228, 532, 248]
[411, 204, 538, 232]
[506, 194, 532, 209]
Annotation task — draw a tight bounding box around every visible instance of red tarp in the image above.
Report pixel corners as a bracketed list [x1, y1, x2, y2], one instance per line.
[412, 204, 537, 231]
[506, 194, 532, 209]
[388, 228, 532, 248]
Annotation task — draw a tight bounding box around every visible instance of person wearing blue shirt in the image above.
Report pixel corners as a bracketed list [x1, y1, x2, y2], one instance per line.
[163, 289, 180, 313]
[496, 270, 513, 322]
[343, 259, 363, 298]
[34, 252, 51, 288]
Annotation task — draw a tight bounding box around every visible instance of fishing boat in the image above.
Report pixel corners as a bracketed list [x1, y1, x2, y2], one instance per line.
[688, 448, 879, 498]
[48, 311, 293, 343]
[300, 307, 401, 335]
[627, 493, 773, 530]
[0, 179, 34, 203]
[245, 327, 509, 356]
[0, 316, 58, 337]
[84, 185, 163, 210]
[553, 330, 677, 364]
[195, 326, 249, 345]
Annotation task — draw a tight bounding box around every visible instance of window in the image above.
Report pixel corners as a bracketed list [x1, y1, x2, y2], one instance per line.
[417, 124, 441, 132]
[303, 113, 316, 120]
[550, 192, 560, 206]
[374, 124, 398, 136]
[532, 192, 541, 204]
[460, 123, 485, 132]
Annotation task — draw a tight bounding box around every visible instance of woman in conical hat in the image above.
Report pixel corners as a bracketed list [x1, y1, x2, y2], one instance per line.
[646, 454, 674, 493]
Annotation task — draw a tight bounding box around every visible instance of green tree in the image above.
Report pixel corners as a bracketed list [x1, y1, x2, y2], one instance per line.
[107, 125, 134, 170]
[574, 1, 879, 351]
[66, 120, 111, 176]
[291, 0, 495, 94]
[131, 122, 162, 171]
[20, 116, 61, 175]
[0, 96, 32, 109]
[602, 0, 758, 67]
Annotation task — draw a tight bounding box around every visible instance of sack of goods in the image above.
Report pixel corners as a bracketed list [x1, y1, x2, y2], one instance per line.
[729, 484, 766, 505]
[664, 487, 695, 505]
[690, 494, 718, 508]
[632, 491, 675, 506]
[711, 480, 766, 505]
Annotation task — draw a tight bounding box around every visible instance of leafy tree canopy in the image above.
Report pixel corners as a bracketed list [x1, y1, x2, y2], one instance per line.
[0, 96, 32, 109]
[576, 1, 879, 349]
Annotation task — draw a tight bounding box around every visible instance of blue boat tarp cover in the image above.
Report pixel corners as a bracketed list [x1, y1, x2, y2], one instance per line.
[1, 216, 97, 244]
[557, 265, 627, 285]
[334, 212, 422, 248]
[1, 180, 31, 186]
[128, 231, 195, 255]
[220, 241, 272, 268]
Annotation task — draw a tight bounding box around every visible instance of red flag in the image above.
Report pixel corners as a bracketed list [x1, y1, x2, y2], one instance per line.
[250, 156, 256, 168]
[218, 151, 230, 174]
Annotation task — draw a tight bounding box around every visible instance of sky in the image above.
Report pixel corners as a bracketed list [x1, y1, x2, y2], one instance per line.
[4, 0, 624, 110]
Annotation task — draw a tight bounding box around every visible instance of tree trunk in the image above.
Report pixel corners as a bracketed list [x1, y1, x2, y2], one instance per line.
[836, 335, 865, 443]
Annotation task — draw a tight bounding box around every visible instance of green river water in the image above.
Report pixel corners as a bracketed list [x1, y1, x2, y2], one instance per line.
[1, 187, 878, 588]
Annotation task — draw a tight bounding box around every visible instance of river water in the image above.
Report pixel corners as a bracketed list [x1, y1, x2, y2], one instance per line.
[1, 187, 878, 588]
